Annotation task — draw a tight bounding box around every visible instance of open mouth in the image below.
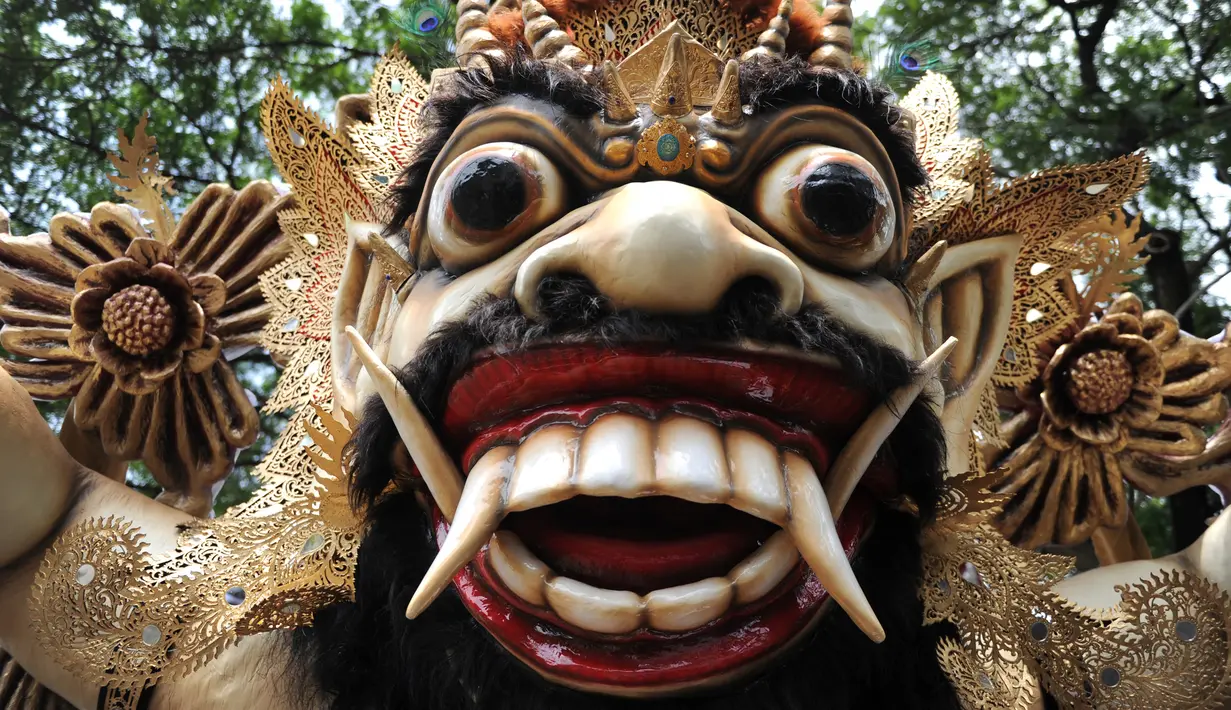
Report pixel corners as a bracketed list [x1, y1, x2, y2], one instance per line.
[402, 345, 897, 695]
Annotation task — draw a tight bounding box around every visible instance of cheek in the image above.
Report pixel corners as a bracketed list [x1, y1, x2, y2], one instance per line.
[796, 265, 924, 360]
[386, 273, 455, 371]
[385, 244, 542, 372]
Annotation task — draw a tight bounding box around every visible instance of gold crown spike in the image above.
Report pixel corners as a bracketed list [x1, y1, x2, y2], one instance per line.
[742, 0, 792, 60]
[522, 0, 588, 67]
[601, 61, 639, 122]
[810, 0, 855, 68]
[707, 59, 743, 126]
[651, 33, 693, 116]
[618, 22, 723, 106]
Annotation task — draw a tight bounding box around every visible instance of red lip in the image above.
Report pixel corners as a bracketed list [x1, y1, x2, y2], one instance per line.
[442, 345, 872, 447]
[429, 346, 886, 693]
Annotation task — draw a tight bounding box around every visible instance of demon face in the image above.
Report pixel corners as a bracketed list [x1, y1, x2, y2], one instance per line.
[312, 31, 1020, 708]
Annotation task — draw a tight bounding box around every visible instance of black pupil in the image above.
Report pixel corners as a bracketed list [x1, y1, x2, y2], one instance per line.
[798, 163, 878, 237]
[451, 157, 528, 232]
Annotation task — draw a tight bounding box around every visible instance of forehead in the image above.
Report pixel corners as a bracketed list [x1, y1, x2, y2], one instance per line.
[425, 95, 901, 192]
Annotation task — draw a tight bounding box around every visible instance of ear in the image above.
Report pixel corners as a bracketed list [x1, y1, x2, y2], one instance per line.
[918, 235, 1022, 475]
[331, 222, 411, 415]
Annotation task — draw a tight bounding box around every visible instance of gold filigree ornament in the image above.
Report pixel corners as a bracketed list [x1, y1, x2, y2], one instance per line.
[636, 117, 696, 175]
[258, 47, 421, 417]
[0, 118, 292, 515]
[30, 405, 363, 710]
[565, 0, 764, 63]
[922, 471, 1231, 710]
[258, 75, 385, 411]
[346, 44, 432, 216]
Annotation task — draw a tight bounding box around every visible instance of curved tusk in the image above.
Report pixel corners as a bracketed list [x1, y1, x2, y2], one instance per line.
[826, 336, 958, 518]
[345, 326, 463, 519]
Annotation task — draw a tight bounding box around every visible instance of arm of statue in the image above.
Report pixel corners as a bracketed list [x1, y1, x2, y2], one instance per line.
[0, 368, 317, 710]
[0, 366, 192, 708]
[1052, 503, 1231, 609]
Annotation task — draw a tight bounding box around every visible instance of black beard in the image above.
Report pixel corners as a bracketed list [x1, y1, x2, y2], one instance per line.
[289, 273, 959, 709]
[293, 498, 961, 710]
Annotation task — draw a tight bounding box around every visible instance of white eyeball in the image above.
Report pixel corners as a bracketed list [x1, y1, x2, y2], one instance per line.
[753, 145, 896, 272]
[426, 142, 566, 270]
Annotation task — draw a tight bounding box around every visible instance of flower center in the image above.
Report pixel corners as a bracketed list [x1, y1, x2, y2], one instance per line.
[101, 284, 176, 356]
[1065, 349, 1134, 415]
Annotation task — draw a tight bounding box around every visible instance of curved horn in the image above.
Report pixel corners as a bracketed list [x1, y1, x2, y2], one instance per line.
[809, 0, 855, 69]
[455, 0, 505, 67]
[742, 0, 792, 60]
[522, 0, 588, 68]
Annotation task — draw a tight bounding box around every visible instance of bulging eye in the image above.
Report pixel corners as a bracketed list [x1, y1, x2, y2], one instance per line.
[426, 142, 565, 270]
[753, 145, 896, 271]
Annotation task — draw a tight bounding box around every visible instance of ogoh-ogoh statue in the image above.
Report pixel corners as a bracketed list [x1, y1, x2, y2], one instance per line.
[2, 1, 1231, 708]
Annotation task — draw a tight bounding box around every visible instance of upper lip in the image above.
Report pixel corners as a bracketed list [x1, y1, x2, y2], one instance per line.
[440, 343, 876, 451]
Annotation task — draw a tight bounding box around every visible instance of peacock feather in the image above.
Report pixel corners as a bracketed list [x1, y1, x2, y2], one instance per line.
[394, 0, 457, 74]
[860, 36, 950, 97]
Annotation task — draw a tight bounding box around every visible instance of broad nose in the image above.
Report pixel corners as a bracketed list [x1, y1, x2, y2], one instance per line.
[514, 182, 803, 318]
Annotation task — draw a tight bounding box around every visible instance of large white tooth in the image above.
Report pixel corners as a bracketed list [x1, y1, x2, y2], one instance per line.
[545, 576, 644, 635]
[645, 578, 733, 632]
[825, 336, 958, 518]
[654, 415, 730, 503]
[506, 423, 579, 512]
[729, 530, 799, 605]
[783, 452, 885, 643]
[725, 428, 788, 524]
[575, 413, 655, 497]
[406, 445, 515, 619]
[345, 326, 464, 520]
[489, 531, 549, 606]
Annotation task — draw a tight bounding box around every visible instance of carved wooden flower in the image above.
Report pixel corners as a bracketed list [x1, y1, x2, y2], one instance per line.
[68, 238, 224, 394]
[991, 294, 1231, 550]
[1039, 309, 1164, 449]
[0, 182, 291, 515]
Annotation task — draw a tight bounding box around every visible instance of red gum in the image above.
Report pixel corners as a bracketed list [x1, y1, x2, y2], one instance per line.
[461, 397, 833, 474]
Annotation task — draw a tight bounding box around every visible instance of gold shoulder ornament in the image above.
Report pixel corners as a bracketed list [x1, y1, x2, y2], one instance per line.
[923, 471, 1231, 710]
[906, 72, 1231, 709]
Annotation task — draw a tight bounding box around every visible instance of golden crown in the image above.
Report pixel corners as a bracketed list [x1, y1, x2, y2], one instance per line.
[450, 0, 857, 80]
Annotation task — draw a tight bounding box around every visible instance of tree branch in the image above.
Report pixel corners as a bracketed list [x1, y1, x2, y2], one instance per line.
[1176, 265, 1231, 319]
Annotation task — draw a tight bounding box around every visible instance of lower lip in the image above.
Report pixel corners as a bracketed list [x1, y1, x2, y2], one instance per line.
[436, 492, 875, 693]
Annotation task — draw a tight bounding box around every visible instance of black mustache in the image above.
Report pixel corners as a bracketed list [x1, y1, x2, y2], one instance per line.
[347, 274, 943, 514]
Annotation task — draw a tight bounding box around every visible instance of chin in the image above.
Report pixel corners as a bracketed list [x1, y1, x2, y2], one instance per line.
[420, 343, 903, 696]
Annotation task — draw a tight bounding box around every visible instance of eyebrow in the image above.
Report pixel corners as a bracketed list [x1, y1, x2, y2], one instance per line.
[738, 57, 927, 199]
[389, 52, 927, 257]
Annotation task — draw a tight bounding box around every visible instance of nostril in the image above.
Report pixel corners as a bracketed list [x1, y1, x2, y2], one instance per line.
[533, 274, 610, 326]
[717, 277, 788, 325]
